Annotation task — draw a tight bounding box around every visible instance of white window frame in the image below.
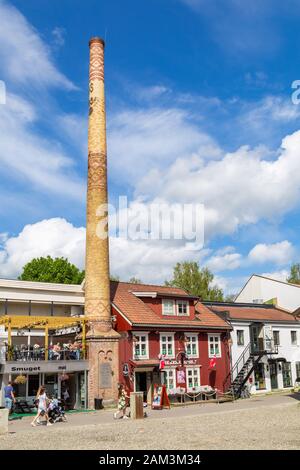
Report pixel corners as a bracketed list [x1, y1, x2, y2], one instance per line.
[291, 330, 298, 346]
[162, 299, 175, 316]
[132, 332, 149, 360]
[237, 330, 245, 347]
[208, 333, 221, 358]
[176, 300, 189, 316]
[186, 367, 201, 391]
[160, 368, 176, 392]
[160, 332, 175, 358]
[185, 333, 199, 358]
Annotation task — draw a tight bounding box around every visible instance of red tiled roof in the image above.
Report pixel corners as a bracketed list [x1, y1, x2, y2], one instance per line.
[206, 303, 300, 323]
[110, 281, 230, 329]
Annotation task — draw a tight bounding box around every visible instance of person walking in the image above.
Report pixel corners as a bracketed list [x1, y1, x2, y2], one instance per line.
[113, 384, 129, 419]
[31, 385, 52, 427]
[4, 381, 16, 416]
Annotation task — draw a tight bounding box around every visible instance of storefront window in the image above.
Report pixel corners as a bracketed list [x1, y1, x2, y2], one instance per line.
[161, 369, 176, 391]
[160, 334, 174, 358]
[208, 335, 221, 358]
[282, 362, 292, 388]
[186, 334, 198, 358]
[186, 368, 200, 390]
[296, 362, 300, 380]
[12, 375, 26, 398]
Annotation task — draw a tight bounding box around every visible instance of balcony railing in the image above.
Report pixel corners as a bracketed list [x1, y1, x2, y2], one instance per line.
[250, 338, 278, 355]
[1, 346, 85, 362]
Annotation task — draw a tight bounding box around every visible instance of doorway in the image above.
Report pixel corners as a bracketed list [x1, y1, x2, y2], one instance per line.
[269, 362, 278, 389]
[135, 372, 147, 401]
[254, 363, 266, 390]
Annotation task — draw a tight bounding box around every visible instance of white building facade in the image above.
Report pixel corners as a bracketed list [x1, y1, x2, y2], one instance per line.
[204, 301, 300, 395]
[236, 274, 300, 313]
[0, 278, 88, 409]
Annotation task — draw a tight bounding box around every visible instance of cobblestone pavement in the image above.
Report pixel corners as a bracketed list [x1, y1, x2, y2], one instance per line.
[1, 393, 300, 450]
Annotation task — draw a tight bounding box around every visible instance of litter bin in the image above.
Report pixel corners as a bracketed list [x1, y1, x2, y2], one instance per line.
[94, 398, 104, 410]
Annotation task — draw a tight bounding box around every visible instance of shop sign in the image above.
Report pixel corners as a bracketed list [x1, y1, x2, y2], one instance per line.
[54, 326, 80, 336]
[122, 363, 129, 376]
[164, 359, 197, 366]
[2, 360, 88, 374]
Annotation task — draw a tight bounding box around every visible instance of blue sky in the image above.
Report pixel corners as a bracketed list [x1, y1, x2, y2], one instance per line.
[1, 0, 300, 293]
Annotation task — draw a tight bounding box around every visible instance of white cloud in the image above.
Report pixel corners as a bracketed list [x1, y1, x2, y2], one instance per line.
[248, 240, 293, 265]
[131, 130, 300, 240]
[0, 218, 86, 278]
[206, 252, 242, 272]
[108, 107, 221, 188]
[51, 27, 66, 48]
[0, 1, 75, 90]
[0, 93, 84, 199]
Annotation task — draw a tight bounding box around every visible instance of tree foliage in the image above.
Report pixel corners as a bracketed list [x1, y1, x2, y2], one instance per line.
[19, 256, 85, 285]
[165, 261, 224, 301]
[129, 277, 142, 284]
[287, 263, 300, 284]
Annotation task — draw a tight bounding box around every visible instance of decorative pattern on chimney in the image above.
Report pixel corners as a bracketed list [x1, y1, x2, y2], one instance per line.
[85, 37, 111, 333]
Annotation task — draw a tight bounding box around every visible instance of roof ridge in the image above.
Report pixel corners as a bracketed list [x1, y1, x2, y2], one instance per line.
[111, 280, 187, 291]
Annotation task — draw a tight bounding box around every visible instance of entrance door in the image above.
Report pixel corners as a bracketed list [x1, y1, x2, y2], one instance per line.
[135, 372, 147, 401]
[269, 362, 278, 389]
[254, 363, 266, 390]
[44, 374, 59, 398]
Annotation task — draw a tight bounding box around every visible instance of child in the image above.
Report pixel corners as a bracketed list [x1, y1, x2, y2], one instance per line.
[113, 384, 129, 419]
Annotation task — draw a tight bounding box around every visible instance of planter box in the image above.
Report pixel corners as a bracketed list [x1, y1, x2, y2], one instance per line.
[0, 407, 8, 435]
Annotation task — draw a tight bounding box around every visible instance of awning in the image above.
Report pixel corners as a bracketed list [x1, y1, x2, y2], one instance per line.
[129, 359, 159, 372]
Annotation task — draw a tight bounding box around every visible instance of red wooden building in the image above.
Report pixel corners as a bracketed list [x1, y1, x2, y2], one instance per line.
[110, 281, 232, 403]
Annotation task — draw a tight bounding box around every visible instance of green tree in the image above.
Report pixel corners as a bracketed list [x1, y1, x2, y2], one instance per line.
[287, 263, 300, 284]
[129, 277, 142, 284]
[165, 261, 224, 301]
[19, 256, 85, 284]
[225, 293, 236, 302]
[110, 274, 120, 282]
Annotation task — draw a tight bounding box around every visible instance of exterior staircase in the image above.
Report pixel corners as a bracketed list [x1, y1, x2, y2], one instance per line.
[224, 339, 278, 398]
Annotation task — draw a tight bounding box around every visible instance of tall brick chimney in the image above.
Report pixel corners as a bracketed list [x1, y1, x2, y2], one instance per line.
[85, 37, 119, 408]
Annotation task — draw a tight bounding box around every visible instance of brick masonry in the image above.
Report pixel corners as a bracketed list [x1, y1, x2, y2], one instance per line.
[85, 38, 120, 407]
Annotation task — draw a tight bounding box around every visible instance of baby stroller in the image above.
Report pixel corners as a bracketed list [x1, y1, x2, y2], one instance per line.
[47, 398, 67, 423]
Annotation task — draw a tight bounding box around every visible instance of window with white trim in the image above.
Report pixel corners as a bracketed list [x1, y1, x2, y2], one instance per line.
[291, 330, 298, 346]
[160, 333, 175, 358]
[133, 333, 149, 359]
[162, 299, 175, 316]
[208, 334, 221, 358]
[161, 368, 176, 392]
[185, 334, 199, 358]
[176, 300, 189, 316]
[237, 330, 244, 346]
[186, 367, 200, 391]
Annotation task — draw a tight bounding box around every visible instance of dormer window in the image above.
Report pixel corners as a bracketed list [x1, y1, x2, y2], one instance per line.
[177, 300, 189, 316]
[162, 299, 175, 316]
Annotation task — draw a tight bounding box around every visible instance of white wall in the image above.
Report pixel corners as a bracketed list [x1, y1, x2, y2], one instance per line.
[230, 322, 300, 393]
[236, 276, 300, 312]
